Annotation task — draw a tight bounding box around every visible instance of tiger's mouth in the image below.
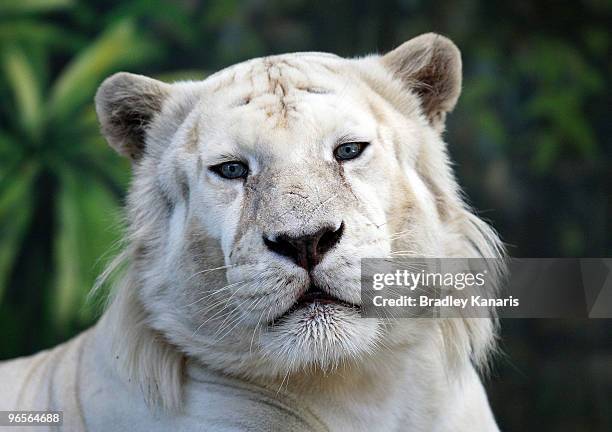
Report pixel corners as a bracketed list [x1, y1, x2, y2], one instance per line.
[270, 284, 358, 324]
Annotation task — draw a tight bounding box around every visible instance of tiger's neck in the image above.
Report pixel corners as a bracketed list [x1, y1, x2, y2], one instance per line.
[88, 311, 498, 431]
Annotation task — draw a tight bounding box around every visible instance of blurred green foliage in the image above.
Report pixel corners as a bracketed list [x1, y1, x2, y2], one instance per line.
[0, 1, 610, 430]
[0, 4, 155, 338]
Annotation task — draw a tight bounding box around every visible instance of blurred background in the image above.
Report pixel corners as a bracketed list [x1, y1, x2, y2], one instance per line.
[0, 0, 610, 430]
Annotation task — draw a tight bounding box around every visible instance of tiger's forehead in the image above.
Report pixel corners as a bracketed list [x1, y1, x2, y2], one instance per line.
[206, 52, 344, 95]
[203, 53, 355, 128]
[181, 52, 384, 165]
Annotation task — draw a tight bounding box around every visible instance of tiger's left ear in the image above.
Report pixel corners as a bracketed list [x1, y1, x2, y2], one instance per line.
[381, 33, 462, 131]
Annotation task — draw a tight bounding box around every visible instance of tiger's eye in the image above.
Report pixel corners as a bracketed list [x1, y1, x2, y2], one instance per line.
[334, 142, 368, 161]
[212, 161, 248, 179]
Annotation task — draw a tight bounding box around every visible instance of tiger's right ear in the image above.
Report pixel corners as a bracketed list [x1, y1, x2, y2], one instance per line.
[95, 72, 170, 160]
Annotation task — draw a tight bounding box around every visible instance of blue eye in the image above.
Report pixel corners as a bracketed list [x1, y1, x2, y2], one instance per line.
[211, 161, 249, 179]
[334, 142, 368, 161]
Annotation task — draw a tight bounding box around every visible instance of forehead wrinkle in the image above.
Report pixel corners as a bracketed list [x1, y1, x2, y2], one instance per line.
[235, 57, 342, 130]
[204, 56, 374, 161]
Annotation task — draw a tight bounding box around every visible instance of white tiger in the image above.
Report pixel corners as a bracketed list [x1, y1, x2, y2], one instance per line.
[0, 33, 503, 431]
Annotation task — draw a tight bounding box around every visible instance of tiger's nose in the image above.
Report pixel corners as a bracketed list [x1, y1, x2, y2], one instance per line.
[263, 223, 344, 271]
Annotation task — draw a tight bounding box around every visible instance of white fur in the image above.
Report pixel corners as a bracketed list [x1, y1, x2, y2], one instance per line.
[0, 34, 504, 431]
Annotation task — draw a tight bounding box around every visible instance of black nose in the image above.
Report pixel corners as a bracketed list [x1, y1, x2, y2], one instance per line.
[263, 223, 344, 271]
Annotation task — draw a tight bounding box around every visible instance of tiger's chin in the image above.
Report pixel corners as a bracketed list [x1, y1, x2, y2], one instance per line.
[259, 302, 382, 373]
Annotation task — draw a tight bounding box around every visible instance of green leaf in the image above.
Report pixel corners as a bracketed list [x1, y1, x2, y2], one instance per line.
[52, 168, 83, 327]
[153, 70, 209, 83]
[0, 21, 83, 51]
[203, 0, 242, 27]
[52, 167, 122, 327]
[104, 0, 196, 44]
[0, 163, 38, 219]
[0, 165, 38, 302]
[48, 19, 156, 120]
[0, 132, 21, 168]
[0, 0, 73, 14]
[0, 202, 33, 303]
[2, 46, 43, 139]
